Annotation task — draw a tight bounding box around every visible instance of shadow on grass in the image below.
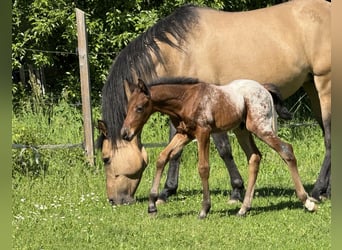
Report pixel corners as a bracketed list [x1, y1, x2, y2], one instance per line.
[157, 183, 315, 200]
[157, 199, 306, 219]
[138, 183, 319, 218]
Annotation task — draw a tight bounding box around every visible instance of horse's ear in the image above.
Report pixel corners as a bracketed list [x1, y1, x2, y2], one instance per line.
[137, 78, 150, 98]
[124, 79, 132, 100]
[97, 120, 108, 137]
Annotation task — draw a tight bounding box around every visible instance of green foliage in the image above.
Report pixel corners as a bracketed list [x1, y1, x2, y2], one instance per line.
[12, 0, 288, 105]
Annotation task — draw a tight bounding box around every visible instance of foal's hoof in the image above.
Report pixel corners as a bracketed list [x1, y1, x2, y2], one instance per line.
[236, 207, 250, 217]
[236, 211, 247, 217]
[304, 198, 318, 212]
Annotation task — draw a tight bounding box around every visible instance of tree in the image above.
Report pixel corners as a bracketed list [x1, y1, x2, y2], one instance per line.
[12, 0, 288, 107]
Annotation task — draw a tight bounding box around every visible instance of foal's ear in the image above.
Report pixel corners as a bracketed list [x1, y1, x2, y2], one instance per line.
[137, 78, 151, 98]
[97, 120, 108, 137]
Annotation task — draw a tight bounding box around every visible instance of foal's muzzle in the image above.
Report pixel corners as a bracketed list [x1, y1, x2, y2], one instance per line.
[121, 126, 134, 141]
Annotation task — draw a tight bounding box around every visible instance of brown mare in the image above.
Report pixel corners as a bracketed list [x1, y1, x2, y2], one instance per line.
[121, 78, 317, 218]
[98, 0, 331, 205]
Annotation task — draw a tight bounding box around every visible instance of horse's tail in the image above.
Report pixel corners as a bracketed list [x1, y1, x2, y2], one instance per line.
[263, 83, 292, 120]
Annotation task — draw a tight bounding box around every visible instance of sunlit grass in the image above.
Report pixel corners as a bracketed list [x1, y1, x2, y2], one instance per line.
[12, 104, 330, 249]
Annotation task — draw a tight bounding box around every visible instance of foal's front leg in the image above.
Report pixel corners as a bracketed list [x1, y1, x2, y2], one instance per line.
[158, 122, 182, 203]
[148, 133, 190, 215]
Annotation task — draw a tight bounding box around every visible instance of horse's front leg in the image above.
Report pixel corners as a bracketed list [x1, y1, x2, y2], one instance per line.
[148, 133, 191, 215]
[211, 132, 244, 203]
[196, 129, 211, 219]
[158, 122, 182, 203]
[308, 74, 331, 200]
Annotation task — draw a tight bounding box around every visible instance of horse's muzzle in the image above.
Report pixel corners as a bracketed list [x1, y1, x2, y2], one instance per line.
[108, 197, 135, 206]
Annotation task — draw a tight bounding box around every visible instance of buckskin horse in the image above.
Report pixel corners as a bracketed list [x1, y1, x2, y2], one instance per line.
[120, 78, 317, 218]
[98, 0, 331, 205]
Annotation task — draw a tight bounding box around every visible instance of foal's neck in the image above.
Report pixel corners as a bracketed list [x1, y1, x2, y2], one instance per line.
[150, 83, 203, 115]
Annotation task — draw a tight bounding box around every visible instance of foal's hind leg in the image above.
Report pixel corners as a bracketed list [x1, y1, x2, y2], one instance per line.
[233, 127, 262, 216]
[211, 132, 245, 203]
[148, 133, 191, 215]
[256, 132, 317, 212]
[196, 128, 212, 219]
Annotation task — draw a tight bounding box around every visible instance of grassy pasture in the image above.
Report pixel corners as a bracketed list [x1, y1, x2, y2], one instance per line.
[12, 104, 331, 249]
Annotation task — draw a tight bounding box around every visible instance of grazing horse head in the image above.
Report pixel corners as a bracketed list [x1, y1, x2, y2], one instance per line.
[97, 120, 147, 205]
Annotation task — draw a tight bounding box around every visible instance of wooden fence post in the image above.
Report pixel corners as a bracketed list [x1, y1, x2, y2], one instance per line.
[76, 8, 94, 165]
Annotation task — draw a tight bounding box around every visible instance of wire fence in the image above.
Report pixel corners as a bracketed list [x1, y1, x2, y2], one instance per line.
[12, 121, 319, 165]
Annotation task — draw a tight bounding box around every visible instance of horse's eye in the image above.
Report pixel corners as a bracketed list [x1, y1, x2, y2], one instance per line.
[136, 106, 144, 113]
[102, 157, 110, 165]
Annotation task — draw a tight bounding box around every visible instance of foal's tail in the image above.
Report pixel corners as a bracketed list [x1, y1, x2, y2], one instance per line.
[263, 84, 292, 120]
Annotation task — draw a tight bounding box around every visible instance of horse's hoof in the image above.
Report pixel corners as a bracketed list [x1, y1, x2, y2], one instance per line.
[149, 211, 157, 218]
[319, 195, 327, 202]
[148, 206, 157, 214]
[230, 188, 244, 203]
[156, 198, 166, 205]
[227, 198, 240, 205]
[198, 212, 207, 219]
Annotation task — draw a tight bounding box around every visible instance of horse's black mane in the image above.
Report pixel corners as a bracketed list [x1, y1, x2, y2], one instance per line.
[101, 4, 200, 148]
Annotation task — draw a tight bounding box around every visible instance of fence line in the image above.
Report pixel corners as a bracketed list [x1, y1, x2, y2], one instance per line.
[12, 121, 319, 153]
[12, 119, 318, 164]
[20, 47, 117, 57]
[12, 143, 83, 150]
[12, 143, 83, 165]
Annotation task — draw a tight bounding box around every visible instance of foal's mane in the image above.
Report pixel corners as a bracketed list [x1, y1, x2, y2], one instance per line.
[148, 77, 200, 87]
[101, 5, 200, 148]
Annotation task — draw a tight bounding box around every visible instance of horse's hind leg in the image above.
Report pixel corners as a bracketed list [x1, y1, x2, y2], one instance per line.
[233, 127, 261, 216]
[149, 133, 191, 215]
[211, 132, 245, 203]
[256, 132, 317, 212]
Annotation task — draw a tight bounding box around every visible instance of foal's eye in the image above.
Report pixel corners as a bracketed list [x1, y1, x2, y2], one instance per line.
[136, 106, 144, 113]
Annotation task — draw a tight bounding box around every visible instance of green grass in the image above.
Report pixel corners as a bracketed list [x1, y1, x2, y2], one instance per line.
[12, 104, 331, 249]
